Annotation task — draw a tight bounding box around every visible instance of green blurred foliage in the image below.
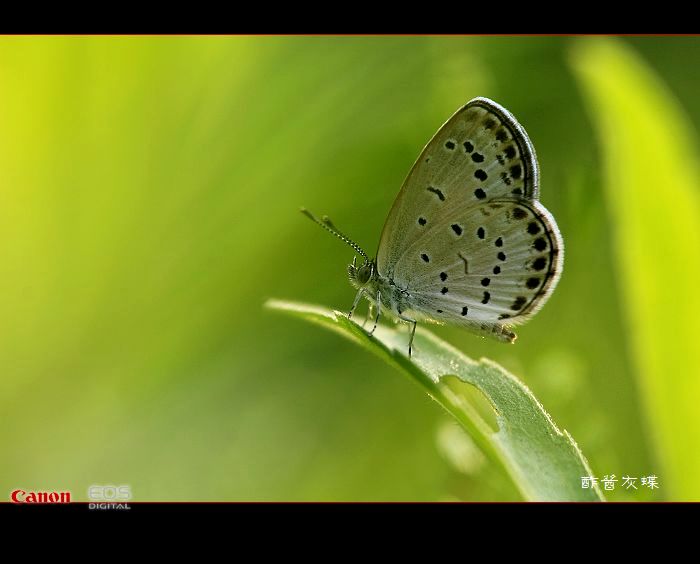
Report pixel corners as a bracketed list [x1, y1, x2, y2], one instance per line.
[0, 36, 697, 500]
[572, 38, 700, 500]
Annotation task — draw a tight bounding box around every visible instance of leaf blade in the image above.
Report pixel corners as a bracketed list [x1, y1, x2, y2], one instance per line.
[266, 298, 603, 501]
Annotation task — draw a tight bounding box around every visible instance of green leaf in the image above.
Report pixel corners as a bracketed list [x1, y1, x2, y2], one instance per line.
[571, 38, 700, 500]
[266, 299, 604, 501]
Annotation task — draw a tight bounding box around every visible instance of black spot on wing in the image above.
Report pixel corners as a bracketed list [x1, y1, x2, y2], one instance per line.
[512, 207, 527, 220]
[427, 186, 445, 201]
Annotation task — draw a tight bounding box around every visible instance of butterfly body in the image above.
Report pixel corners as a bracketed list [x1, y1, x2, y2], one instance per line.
[348, 259, 417, 321]
[348, 257, 517, 345]
[305, 97, 563, 356]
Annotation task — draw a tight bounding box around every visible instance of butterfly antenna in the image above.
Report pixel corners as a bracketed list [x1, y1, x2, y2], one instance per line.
[300, 207, 368, 261]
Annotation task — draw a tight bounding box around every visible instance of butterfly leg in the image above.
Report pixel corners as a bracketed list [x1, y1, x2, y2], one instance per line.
[362, 301, 375, 329]
[368, 290, 381, 336]
[348, 288, 364, 320]
[398, 313, 417, 357]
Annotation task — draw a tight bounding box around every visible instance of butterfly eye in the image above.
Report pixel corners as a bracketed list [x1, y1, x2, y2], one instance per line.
[357, 264, 372, 285]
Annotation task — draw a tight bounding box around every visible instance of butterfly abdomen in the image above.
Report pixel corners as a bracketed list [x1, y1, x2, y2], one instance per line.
[487, 323, 517, 343]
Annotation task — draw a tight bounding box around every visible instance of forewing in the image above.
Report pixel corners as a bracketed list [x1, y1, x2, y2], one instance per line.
[376, 97, 539, 278]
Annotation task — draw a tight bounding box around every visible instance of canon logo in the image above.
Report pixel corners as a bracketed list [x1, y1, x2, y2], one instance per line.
[10, 489, 71, 503]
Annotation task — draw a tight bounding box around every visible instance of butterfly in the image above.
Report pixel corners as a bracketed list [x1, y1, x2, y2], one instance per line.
[302, 97, 563, 357]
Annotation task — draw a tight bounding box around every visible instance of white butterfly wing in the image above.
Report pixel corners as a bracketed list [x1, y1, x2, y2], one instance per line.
[376, 97, 539, 276]
[397, 199, 563, 327]
[375, 97, 563, 329]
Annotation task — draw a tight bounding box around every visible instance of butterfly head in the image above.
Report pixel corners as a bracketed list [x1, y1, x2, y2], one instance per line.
[347, 256, 376, 289]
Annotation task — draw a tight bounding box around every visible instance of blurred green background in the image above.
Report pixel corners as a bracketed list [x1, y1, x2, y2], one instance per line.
[1, 36, 698, 501]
